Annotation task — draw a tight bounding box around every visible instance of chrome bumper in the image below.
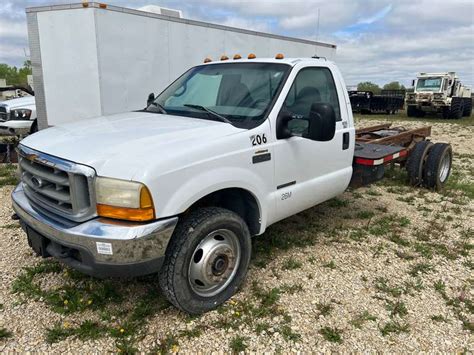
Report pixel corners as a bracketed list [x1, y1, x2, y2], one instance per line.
[12, 184, 178, 277]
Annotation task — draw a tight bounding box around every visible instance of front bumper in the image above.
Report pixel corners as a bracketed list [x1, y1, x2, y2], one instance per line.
[12, 184, 178, 278]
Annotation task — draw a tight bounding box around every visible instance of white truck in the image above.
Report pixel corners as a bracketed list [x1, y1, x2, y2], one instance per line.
[0, 96, 38, 136]
[12, 57, 453, 314]
[405, 72, 472, 119]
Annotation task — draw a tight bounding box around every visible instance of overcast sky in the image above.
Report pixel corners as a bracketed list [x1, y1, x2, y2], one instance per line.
[1, 0, 473, 86]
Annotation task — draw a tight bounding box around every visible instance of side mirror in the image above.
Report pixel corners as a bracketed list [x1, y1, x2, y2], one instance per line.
[411, 79, 415, 87]
[306, 103, 336, 141]
[276, 109, 294, 139]
[147, 92, 155, 107]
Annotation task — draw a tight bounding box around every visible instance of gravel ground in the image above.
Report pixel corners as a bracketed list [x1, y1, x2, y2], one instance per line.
[0, 116, 473, 353]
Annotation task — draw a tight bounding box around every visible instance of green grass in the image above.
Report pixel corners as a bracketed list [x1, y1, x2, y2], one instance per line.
[350, 311, 377, 329]
[385, 300, 408, 318]
[374, 277, 404, 298]
[355, 210, 375, 219]
[431, 315, 448, 323]
[319, 327, 342, 343]
[316, 302, 333, 318]
[323, 260, 336, 269]
[379, 321, 410, 336]
[279, 324, 301, 342]
[408, 263, 433, 277]
[0, 327, 13, 340]
[229, 335, 248, 352]
[1, 222, 21, 229]
[0, 164, 18, 187]
[281, 257, 302, 270]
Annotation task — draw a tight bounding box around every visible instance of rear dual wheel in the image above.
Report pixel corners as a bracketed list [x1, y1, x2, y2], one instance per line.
[406, 141, 452, 190]
[159, 207, 251, 314]
[423, 143, 452, 190]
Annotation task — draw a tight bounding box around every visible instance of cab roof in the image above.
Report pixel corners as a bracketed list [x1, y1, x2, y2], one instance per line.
[201, 57, 333, 67]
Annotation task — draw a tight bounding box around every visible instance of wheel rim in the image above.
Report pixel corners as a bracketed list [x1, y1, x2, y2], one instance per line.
[439, 152, 451, 183]
[188, 229, 241, 297]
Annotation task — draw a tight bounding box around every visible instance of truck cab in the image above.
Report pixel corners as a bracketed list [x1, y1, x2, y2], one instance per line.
[12, 57, 354, 313]
[405, 72, 472, 119]
[0, 96, 37, 136]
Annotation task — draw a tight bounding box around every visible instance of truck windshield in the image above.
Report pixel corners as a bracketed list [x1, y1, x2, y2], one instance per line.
[416, 78, 442, 92]
[147, 62, 290, 129]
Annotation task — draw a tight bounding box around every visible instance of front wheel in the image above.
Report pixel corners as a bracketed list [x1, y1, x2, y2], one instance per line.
[159, 207, 252, 314]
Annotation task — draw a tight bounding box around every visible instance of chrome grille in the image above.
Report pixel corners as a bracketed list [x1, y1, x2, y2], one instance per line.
[18, 145, 97, 222]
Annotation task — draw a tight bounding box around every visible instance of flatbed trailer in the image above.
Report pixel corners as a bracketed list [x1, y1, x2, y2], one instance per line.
[350, 123, 452, 190]
[349, 91, 405, 114]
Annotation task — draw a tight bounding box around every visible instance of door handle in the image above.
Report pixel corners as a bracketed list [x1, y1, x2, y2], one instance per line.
[342, 132, 350, 150]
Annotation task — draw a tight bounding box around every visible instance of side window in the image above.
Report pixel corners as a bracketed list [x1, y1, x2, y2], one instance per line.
[283, 67, 341, 121]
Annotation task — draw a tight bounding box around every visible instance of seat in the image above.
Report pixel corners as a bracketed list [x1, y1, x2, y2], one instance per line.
[218, 75, 254, 107]
[290, 87, 321, 117]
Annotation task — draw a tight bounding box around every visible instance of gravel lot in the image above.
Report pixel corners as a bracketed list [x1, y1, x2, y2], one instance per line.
[0, 115, 473, 353]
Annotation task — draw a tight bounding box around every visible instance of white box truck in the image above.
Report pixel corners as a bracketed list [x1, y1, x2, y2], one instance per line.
[26, 2, 337, 130]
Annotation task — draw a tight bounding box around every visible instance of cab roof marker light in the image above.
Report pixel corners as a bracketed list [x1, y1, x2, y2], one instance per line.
[220, 55, 229, 61]
[248, 53, 256, 59]
[99, 3, 107, 9]
[233, 54, 242, 60]
[203, 58, 212, 63]
[275, 53, 284, 59]
[82, 1, 89, 7]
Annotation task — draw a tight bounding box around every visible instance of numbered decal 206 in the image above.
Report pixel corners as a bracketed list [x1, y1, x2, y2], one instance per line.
[250, 134, 267, 146]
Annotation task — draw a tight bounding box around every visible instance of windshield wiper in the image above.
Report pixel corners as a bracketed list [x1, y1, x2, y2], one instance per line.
[183, 104, 232, 124]
[150, 102, 167, 114]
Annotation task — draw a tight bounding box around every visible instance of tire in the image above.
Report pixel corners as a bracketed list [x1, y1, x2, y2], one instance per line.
[449, 98, 463, 119]
[406, 140, 433, 186]
[442, 107, 450, 119]
[407, 105, 418, 117]
[462, 98, 472, 117]
[423, 143, 452, 190]
[158, 207, 252, 314]
[29, 120, 38, 134]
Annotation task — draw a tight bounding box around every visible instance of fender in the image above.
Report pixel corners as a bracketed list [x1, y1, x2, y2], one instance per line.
[157, 166, 271, 234]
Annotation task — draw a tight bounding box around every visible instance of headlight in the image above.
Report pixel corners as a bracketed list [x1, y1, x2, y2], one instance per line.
[11, 109, 32, 120]
[95, 177, 155, 221]
[433, 93, 444, 99]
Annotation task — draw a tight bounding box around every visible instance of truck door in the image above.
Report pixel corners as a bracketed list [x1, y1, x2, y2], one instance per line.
[273, 66, 354, 222]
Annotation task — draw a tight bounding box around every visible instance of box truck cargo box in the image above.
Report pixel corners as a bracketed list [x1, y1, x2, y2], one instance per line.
[26, 2, 336, 129]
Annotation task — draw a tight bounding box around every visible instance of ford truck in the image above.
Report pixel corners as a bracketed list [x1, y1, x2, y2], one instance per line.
[12, 56, 452, 314]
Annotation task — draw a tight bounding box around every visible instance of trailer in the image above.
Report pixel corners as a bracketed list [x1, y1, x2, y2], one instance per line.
[350, 123, 452, 190]
[26, 2, 336, 130]
[349, 91, 404, 114]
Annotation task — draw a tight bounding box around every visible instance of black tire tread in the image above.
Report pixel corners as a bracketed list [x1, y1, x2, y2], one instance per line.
[158, 207, 250, 313]
[449, 97, 463, 119]
[423, 143, 452, 190]
[462, 98, 472, 117]
[406, 140, 433, 186]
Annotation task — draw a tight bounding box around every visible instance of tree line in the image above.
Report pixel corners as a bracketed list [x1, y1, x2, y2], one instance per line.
[356, 81, 406, 94]
[0, 61, 32, 87]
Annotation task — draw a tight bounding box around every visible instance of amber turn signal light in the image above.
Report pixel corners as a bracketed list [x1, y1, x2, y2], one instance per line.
[97, 204, 155, 222]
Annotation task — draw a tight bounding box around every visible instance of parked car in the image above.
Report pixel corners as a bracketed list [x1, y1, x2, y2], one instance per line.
[0, 96, 37, 136]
